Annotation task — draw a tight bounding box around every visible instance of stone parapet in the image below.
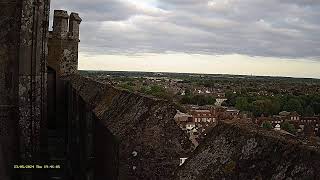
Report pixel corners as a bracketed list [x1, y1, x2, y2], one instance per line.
[175, 120, 320, 180]
[66, 74, 195, 179]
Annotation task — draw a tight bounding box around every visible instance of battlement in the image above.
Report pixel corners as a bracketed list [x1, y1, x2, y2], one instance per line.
[48, 10, 82, 77]
[69, 13, 82, 38]
[51, 10, 82, 40]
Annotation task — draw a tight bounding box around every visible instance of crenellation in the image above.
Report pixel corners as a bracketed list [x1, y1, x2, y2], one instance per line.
[52, 10, 69, 38]
[69, 12, 82, 39]
[51, 10, 82, 40]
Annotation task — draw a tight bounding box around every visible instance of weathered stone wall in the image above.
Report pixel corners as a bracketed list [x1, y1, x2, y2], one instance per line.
[0, 0, 49, 179]
[0, 1, 22, 178]
[18, 0, 49, 163]
[67, 74, 194, 180]
[0, 1, 20, 105]
[175, 120, 320, 180]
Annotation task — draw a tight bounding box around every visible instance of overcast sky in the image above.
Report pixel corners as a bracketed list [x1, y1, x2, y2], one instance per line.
[51, 0, 320, 78]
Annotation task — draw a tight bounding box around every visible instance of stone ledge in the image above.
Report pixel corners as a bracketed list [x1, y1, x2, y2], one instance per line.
[175, 120, 320, 180]
[66, 74, 194, 179]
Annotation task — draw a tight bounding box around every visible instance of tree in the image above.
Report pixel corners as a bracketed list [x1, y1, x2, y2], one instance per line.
[181, 95, 192, 104]
[251, 99, 273, 117]
[312, 102, 320, 115]
[305, 105, 314, 116]
[127, 81, 135, 86]
[140, 86, 150, 94]
[139, 85, 174, 100]
[283, 98, 303, 114]
[150, 85, 164, 94]
[194, 95, 207, 106]
[119, 83, 134, 92]
[225, 90, 237, 106]
[235, 97, 249, 111]
[207, 96, 216, 105]
[184, 88, 192, 96]
[180, 95, 216, 106]
[262, 121, 273, 130]
[221, 101, 228, 106]
[281, 122, 296, 134]
[270, 99, 281, 115]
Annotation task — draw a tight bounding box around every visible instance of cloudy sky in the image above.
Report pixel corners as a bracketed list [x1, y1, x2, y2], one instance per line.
[51, 0, 320, 78]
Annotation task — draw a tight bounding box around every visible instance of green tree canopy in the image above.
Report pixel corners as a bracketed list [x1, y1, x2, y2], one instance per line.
[305, 105, 314, 116]
[235, 97, 249, 111]
[262, 121, 273, 130]
[281, 121, 296, 134]
[283, 98, 303, 114]
[180, 95, 216, 106]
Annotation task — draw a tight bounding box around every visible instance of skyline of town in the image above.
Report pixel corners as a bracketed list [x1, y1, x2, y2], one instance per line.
[83, 70, 320, 143]
[79, 53, 320, 79]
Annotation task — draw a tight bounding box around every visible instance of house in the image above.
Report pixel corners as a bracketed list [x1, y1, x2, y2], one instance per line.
[215, 98, 227, 106]
[290, 111, 300, 121]
[189, 110, 216, 124]
[255, 111, 320, 138]
[185, 122, 196, 131]
[274, 124, 281, 131]
[299, 117, 320, 137]
[279, 111, 291, 117]
[174, 111, 193, 130]
[225, 107, 240, 117]
[216, 92, 226, 98]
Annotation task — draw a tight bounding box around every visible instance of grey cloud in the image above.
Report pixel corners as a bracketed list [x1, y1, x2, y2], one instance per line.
[51, 0, 162, 21]
[51, 0, 320, 59]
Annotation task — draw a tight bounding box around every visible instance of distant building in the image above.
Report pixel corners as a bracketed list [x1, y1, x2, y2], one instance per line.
[174, 111, 193, 122]
[216, 92, 226, 98]
[186, 122, 196, 131]
[225, 107, 240, 117]
[174, 111, 193, 130]
[153, 72, 164, 76]
[279, 111, 291, 117]
[254, 111, 320, 138]
[215, 98, 227, 106]
[189, 110, 216, 124]
[274, 124, 281, 131]
[290, 111, 300, 121]
[299, 117, 320, 137]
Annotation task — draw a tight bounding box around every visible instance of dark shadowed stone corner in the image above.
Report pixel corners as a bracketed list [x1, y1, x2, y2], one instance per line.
[175, 120, 320, 180]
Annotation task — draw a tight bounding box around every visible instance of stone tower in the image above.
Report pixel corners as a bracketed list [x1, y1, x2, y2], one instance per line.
[0, 0, 50, 179]
[48, 10, 82, 77]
